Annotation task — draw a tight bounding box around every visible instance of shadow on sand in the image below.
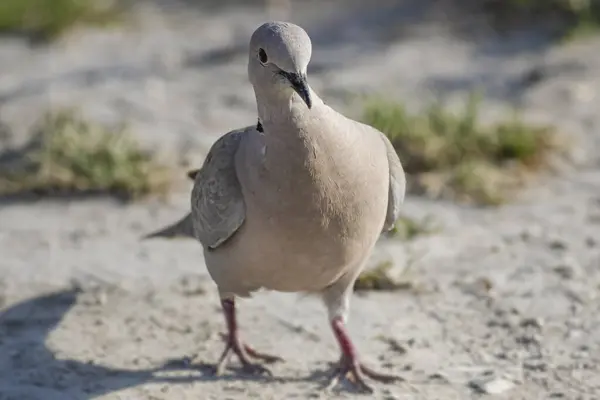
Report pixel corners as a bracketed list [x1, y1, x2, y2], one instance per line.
[0, 288, 304, 399]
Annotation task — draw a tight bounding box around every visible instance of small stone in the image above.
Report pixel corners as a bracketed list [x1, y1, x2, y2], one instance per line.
[572, 349, 590, 360]
[382, 337, 408, 355]
[548, 238, 567, 250]
[553, 256, 581, 280]
[428, 372, 450, 384]
[465, 277, 494, 295]
[519, 317, 544, 330]
[567, 329, 584, 340]
[487, 319, 512, 329]
[516, 333, 542, 346]
[469, 377, 515, 395]
[523, 359, 547, 372]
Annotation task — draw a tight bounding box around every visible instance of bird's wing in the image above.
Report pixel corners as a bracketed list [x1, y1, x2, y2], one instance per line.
[191, 127, 249, 249]
[378, 132, 406, 232]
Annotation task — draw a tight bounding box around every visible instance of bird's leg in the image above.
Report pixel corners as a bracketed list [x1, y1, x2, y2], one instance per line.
[214, 298, 283, 376]
[325, 316, 402, 393]
[321, 276, 402, 393]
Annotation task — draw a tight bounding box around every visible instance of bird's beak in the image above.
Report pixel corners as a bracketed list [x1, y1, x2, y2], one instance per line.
[282, 72, 312, 109]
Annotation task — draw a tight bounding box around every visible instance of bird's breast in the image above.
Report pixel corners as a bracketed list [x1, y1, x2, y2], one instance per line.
[245, 130, 388, 259]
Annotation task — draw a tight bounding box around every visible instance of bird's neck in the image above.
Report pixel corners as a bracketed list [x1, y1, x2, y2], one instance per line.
[253, 86, 353, 188]
[254, 85, 322, 127]
[256, 88, 323, 161]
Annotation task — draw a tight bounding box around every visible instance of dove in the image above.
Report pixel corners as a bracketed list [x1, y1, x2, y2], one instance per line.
[146, 21, 405, 393]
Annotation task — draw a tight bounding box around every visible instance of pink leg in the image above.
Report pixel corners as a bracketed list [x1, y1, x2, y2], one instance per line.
[325, 317, 402, 393]
[213, 298, 283, 376]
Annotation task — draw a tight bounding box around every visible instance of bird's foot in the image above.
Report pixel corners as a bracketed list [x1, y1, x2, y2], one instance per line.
[213, 298, 283, 376]
[214, 334, 283, 376]
[323, 316, 402, 393]
[323, 355, 403, 393]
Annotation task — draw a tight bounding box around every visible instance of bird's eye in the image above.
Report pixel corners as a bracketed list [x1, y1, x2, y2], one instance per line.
[258, 48, 268, 64]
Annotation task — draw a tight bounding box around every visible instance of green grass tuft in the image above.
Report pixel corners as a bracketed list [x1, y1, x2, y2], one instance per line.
[0, 0, 124, 41]
[386, 214, 441, 240]
[354, 261, 413, 292]
[0, 109, 173, 199]
[363, 93, 565, 205]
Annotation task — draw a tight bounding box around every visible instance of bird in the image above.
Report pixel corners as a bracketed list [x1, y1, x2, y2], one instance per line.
[145, 21, 406, 393]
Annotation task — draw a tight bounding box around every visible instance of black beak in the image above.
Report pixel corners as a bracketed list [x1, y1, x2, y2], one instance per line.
[281, 72, 312, 109]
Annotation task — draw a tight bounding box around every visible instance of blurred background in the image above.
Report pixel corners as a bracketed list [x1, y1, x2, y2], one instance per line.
[0, 1, 599, 399]
[0, 0, 599, 200]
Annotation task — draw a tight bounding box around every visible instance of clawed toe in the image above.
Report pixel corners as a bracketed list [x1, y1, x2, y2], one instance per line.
[324, 367, 370, 393]
[214, 354, 274, 377]
[322, 317, 403, 393]
[212, 299, 283, 378]
[218, 332, 284, 364]
[213, 337, 281, 377]
[323, 359, 403, 394]
[244, 346, 284, 364]
[360, 363, 401, 383]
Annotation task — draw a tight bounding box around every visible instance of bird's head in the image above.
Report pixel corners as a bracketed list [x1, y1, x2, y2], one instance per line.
[248, 21, 313, 109]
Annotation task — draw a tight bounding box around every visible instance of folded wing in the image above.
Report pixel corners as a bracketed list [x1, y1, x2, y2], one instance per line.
[191, 128, 249, 249]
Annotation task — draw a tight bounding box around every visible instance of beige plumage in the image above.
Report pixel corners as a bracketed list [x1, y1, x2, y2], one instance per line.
[146, 21, 406, 393]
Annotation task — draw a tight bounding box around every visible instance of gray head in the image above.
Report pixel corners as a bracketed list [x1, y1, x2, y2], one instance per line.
[248, 21, 313, 109]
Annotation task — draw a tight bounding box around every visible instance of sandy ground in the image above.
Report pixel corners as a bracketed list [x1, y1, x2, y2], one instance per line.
[1, 1, 600, 398]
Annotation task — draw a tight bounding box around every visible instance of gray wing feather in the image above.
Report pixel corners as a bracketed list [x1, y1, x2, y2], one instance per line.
[379, 132, 406, 232]
[191, 128, 248, 249]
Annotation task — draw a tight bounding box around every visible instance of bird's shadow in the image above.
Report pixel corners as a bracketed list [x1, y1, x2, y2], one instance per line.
[158, 357, 363, 394]
[0, 287, 318, 399]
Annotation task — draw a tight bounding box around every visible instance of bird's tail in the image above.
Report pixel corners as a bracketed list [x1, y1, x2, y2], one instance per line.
[142, 168, 200, 240]
[142, 213, 195, 240]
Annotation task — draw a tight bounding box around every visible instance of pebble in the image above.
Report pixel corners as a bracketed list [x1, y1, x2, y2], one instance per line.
[548, 238, 568, 250]
[487, 319, 513, 329]
[428, 372, 450, 384]
[519, 317, 544, 330]
[523, 359, 547, 372]
[516, 333, 542, 346]
[381, 337, 409, 355]
[469, 376, 515, 395]
[553, 256, 581, 280]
